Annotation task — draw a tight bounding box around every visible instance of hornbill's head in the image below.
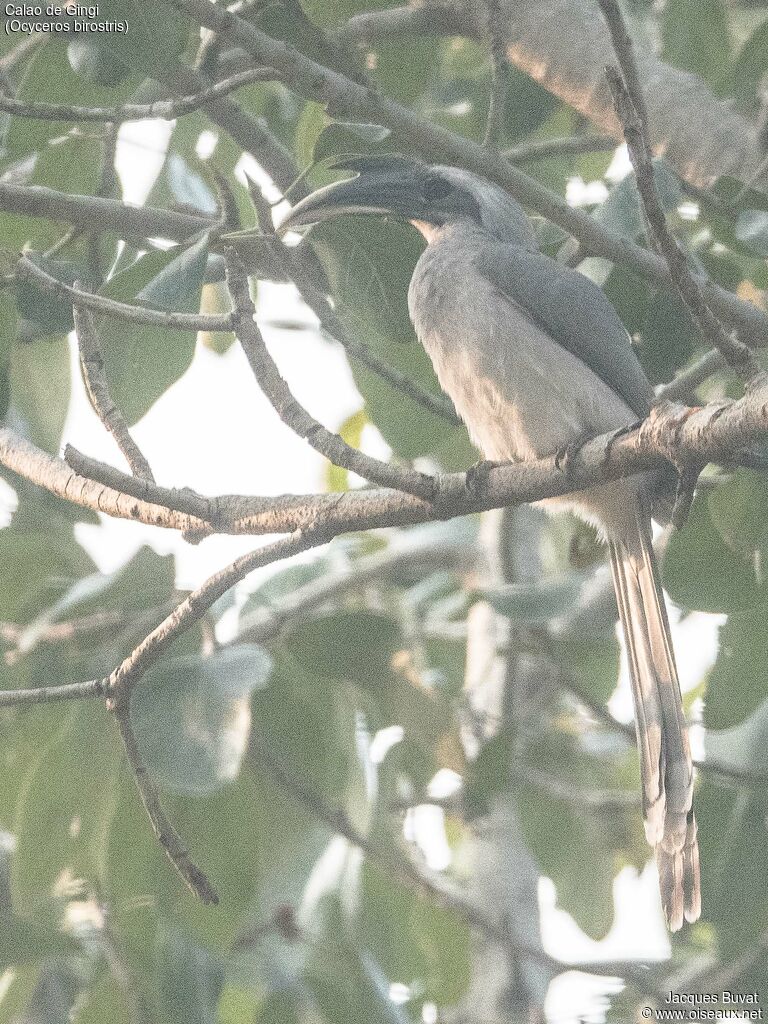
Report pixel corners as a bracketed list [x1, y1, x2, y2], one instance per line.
[278, 155, 536, 246]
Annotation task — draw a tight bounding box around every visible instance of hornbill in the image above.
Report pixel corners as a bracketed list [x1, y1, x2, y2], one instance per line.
[280, 155, 700, 932]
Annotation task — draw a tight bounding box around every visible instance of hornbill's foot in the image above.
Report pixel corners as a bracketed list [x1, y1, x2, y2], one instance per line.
[554, 431, 596, 475]
[465, 459, 502, 497]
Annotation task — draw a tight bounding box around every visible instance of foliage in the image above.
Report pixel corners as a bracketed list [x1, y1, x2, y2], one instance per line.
[0, 1, 766, 1021]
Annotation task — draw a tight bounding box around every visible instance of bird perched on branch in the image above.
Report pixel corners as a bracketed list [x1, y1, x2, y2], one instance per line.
[280, 155, 700, 932]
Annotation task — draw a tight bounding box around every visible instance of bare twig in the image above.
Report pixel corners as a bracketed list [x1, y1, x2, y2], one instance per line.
[598, 0, 762, 383]
[0, 182, 214, 242]
[483, 0, 509, 150]
[112, 709, 219, 905]
[17, 255, 232, 333]
[595, 0, 650, 127]
[224, 246, 437, 500]
[74, 301, 155, 481]
[0, 68, 278, 123]
[504, 134, 617, 165]
[0, 679, 104, 707]
[107, 532, 318, 711]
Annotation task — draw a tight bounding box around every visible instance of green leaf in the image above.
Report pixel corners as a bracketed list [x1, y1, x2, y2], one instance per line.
[314, 122, 392, 163]
[0, 915, 80, 969]
[14, 253, 81, 335]
[283, 610, 402, 686]
[8, 335, 71, 453]
[11, 702, 120, 909]
[96, 247, 204, 424]
[157, 923, 224, 1024]
[0, 135, 105, 253]
[696, 775, 768, 966]
[77, 1, 194, 75]
[662, 491, 765, 612]
[131, 645, 273, 795]
[595, 160, 683, 240]
[4, 39, 139, 157]
[732, 18, 768, 109]
[327, 409, 367, 491]
[549, 634, 621, 705]
[705, 610, 768, 730]
[638, 291, 700, 384]
[0, 526, 94, 623]
[712, 175, 768, 214]
[358, 863, 470, 1005]
[67, 38, 131, 86]
[708, 470, 768, 568]
[135, 234, 210, 311]
[662, 0, 732, 94]
[735, 210, 768, 258]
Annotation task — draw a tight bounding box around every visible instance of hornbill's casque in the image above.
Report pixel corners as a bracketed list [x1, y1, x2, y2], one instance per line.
[280, 155, 700, 932]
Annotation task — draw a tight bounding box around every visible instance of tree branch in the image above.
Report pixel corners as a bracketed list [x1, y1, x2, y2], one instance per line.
[17, 255, 232, 333]
[0, 68, 278, 123]
[598, 0, 762, 384]
[4, 379, 768, 546]
[112, 708, 219, 905]
[504, 133, 616, 164]
[74, 301, 155, 481]
[225, 246, 438, 500]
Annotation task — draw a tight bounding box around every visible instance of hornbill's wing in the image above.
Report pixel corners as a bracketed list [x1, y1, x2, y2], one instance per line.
[475, 243, 655, 420]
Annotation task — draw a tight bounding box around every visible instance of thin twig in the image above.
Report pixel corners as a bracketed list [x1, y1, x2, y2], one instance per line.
[595, 0, 650, 127]
[504, 134, 617, 164]
[252, 737, 660, 988]
[0, 68, 278, 123]
[0, 679, 104, 707]
[74, 300, 155, 481]
[598, 0, 762, 383]
[483, 0, 509, 150]
[17, 255, 232, 333]
[112, 709, 219, 905]
[224, 246, 438, 500]
[107, 532, 318, 711]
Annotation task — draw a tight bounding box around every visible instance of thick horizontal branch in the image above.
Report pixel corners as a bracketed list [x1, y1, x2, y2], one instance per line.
[5, 383, 766, 545]
[167, 0, 768, 345]
[0, 428, 208, 533]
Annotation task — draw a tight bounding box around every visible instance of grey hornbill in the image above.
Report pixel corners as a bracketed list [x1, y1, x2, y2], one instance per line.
[280, 155, 700, 932]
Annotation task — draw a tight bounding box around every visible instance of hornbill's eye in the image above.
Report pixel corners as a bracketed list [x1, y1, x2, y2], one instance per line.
[423, 176, 453, 201]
